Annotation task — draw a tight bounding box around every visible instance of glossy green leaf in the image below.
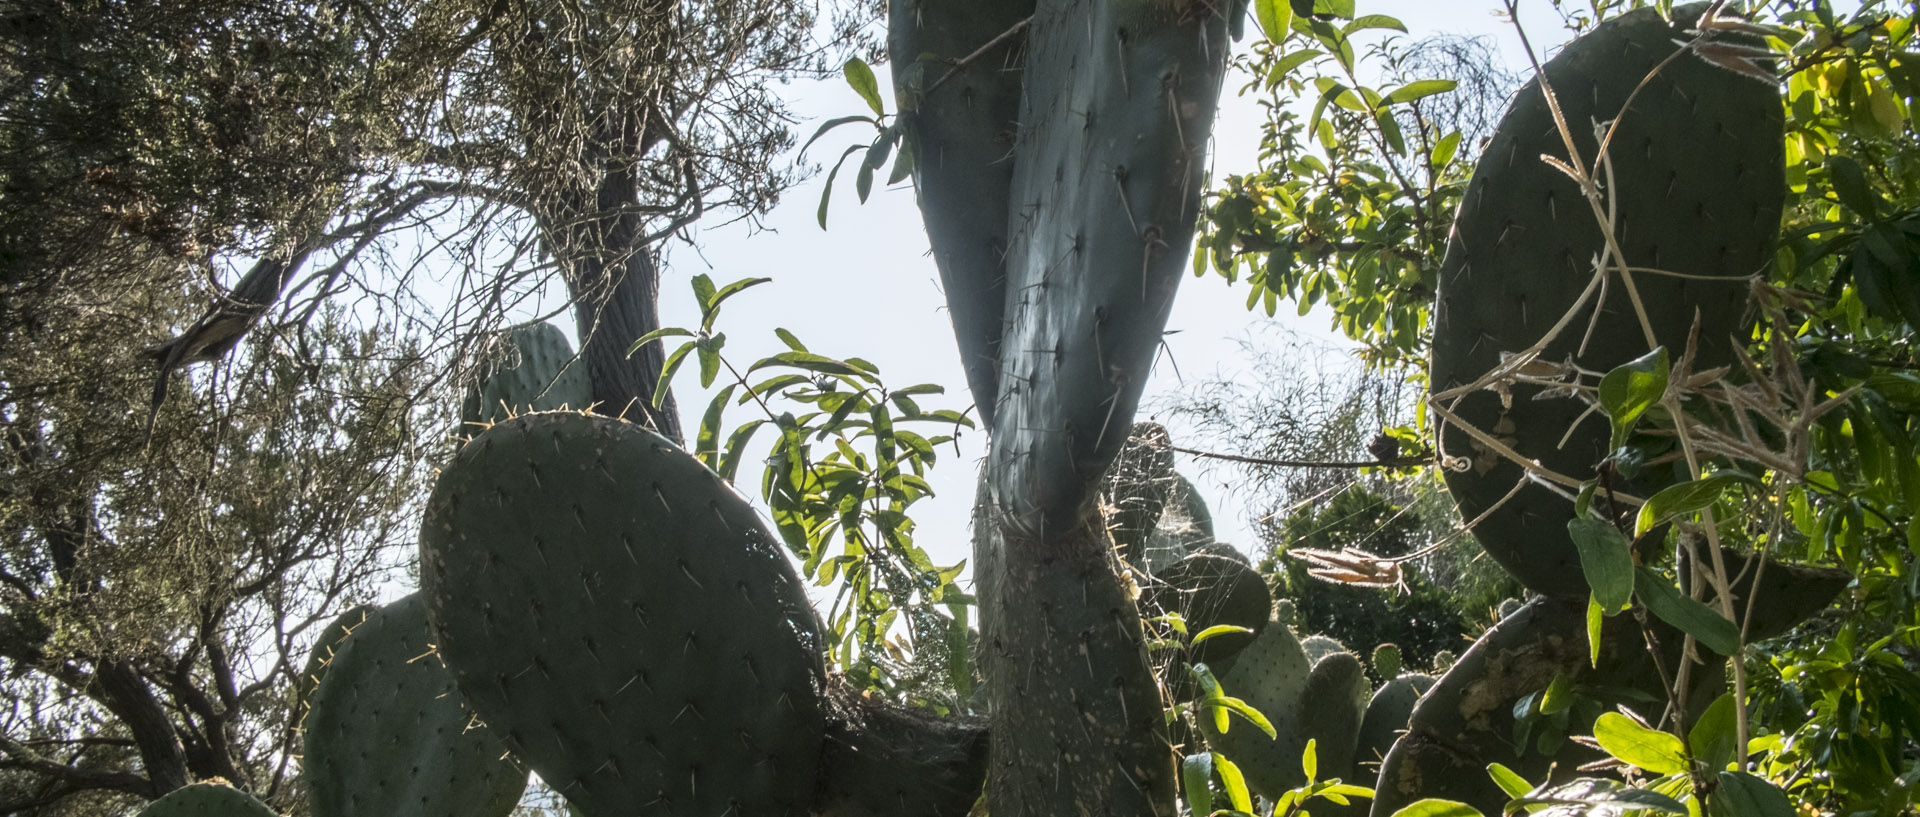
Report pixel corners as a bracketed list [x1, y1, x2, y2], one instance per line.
[1635, 473, 1753, 536]
[1586, 595, 1603, 667]
[1182, 752, 1214, 817]
[748, 351, 866, 376]
[1634, 566, 1741, 656]
[1688, 692, 1739, 771]
[816, 144, 867, 229]
[1343, 14, 1406, 34]
[1388, 800, 1483, 817]
[1598, 347, 1669, 449]
[653, 341, 695, 408]
[1486, 763, 1533, 799]
[1431, 130, 1462, 168]
[627, 327, 693, 358]
[1711, 771, 1795, 817]
[1568, 517, 1634, 612]
[1214, 754, 1254, 813]
[1191, 624, 1255, 645]
[1212, 695, 1279, 739]
[1828, 154, 1878, 218]
[800, 114, 876, 156]
[1592, 712, 1688, 775]
[1384, 79, 1457, 105]
[842, 57, 885, 116]
[1302, 737, 1319, 781]
[1256, 0, 1295, 42]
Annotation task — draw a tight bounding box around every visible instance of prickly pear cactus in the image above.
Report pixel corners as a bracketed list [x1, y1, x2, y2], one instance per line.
[1371, 643, 1404, 681]
[1101, 422, 1177, 565]
[1143, 472, 1216, 572]
[1296, 651, 1369, 784]
[460, 322, 592, 427]
[1202, 616, 1312, 798]
[1428, 3, 1785, 599]
[420, 412, 827, 817]
[136, 782, 278, 817]
[1357, 672, 1435, 775]
[292, 603, 373, 729]
[1146, 551, 1270, 668]
[1299, 634, 1350, 668]
[303, 593, 526, 817]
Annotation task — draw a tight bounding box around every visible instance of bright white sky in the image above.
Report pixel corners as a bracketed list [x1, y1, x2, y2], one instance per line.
[639, 1, 1589, 581]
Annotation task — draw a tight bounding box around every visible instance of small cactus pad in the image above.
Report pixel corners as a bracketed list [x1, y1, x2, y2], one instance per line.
[421, 412, 826, 817]
[1101, 422, 1177, 566]
[1372, 643, 1404, 681]
[1299, 634, 1350, 668]
[460, 322, 592, 427]
[1296, 651, 1369, 784]
[1429, 3, 1785, 599]
[1357, 672, 1436, 778]
[136, 782, 278, 817]
[1145, 552, 1270, 667]
[304, 593, 526, 817]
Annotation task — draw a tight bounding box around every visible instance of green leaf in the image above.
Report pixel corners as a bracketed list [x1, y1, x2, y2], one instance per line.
[1269, 48, 1322, 82]
[748, 351, 867, 377]
[774, 328, 808, 352]
[710, 276, 772, 311]
[1342, 13, 1405, 34]
[1711, 771, 1795, 817]
[1212, 695, 1279, 739]
[855, 159, 875, 203]
[695, 333, 726, 388]
[800, 115, 876, 157]
[1191, 624, 1255, 645]
[717, 419, 766, 483]
[1302, 738, 1319, 781]
[1688, 692, 1738, 771]
[691, 273, 718, 311]
[1592, 712, 1688, 775]
[653, 341, 695, 408]
[627, 327, 693, 358]
[1431, 130, 1462, 168]
[1384, 79, 1457, 105]
[1634, 566, 1741, 656]
[696, 384, 735, 468]
[1182, 753, 1214, 817]
[1214, 754, 1253, 812]
[816, 144, 867, 229]
[842, 58, 885, 117]
[1388, 800, 1483, 817]
[1828, 154, 1879, 218]
[1255, 0, 1295, 42]
[1485, 763, 1533, 799]
[1598, 347, 1669, 449]
[887, 133, 916, 185]
[1634, 473, 1752, 536]
[1586, 596, 1604, 667]
[1567, 517, 1634, 613]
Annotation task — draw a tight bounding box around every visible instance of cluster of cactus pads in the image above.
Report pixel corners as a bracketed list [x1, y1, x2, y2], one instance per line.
[190, 323, 980, 817]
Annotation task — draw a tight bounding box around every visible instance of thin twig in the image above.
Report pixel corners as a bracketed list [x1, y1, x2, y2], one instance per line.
[924, 16, 1033, 97]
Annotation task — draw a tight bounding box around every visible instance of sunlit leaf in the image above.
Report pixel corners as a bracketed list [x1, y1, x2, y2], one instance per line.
[1592, 712, 1688, 775]
[842, 57, 885, 117]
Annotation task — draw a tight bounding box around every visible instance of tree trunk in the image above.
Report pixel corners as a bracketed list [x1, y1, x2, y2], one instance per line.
[566, 240, 681, 443]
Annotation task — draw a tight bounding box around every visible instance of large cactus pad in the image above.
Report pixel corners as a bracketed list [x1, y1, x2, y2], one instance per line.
[460, 321, 592, 427]
[136, 783, 278, 817]
[421, 412, 827, 817]
[1429, 3, 1785, 599]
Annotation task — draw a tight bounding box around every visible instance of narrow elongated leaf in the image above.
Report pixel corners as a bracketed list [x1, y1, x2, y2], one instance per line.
[1634, 567, 1741, 656]
[1486, 763, 1533, 799]
[1688, 692, 1738, 771]
[800, 115, 875, 156]
[1215, 754, 1253, 813]
[1191, 625, 1255, 645]
[1343, 14, 1406, 34]
[1388, 800, 1483, 817]
[1384, 79, 1457, 104]
[1592, 712, 1688, 775]
[1182, 753, 1214, 817]
[1212, 695, 1279, 739]
[1568, 517, 1634, 612]
[747, 351, 867, 377]
[627, 327, 693, 358]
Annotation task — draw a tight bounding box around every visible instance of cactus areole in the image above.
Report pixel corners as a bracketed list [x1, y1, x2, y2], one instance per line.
[1429, 4, 1785, 599]
[421, 412, 827, 817]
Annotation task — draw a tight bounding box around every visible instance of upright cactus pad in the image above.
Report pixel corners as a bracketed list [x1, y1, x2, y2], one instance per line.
[1357, 673, 1435, 776]
[1429, 3, 1785, 599]
[136, 782, 278, 817]
[1297, 651, 1369, 784]
[1371, 643, 1404, 681]
[986, 0, 1241, 531]
[1204, 618, 1312, 798]
[460, 322, 592, 427]
[1145, 551, 1270, 668]
[1299, 634, 1350, 668]
[1101, 422, 1177, 566]
[303, 592, 526, 817]
[420, 412, 827, 817]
